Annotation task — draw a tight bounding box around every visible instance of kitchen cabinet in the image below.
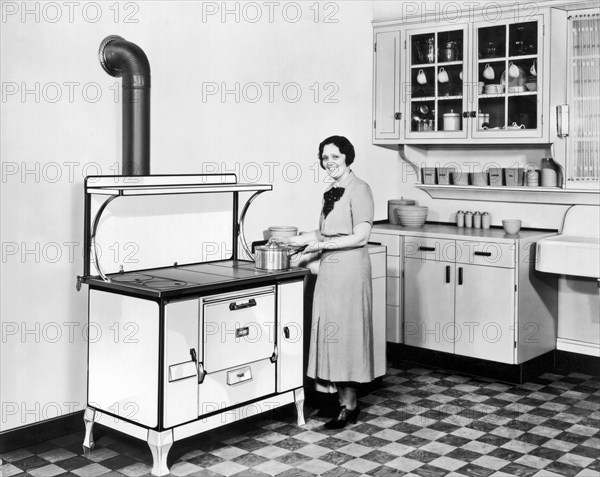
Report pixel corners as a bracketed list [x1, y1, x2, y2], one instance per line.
[370, 233, 404, 343]
[553, 8, 600, 190]
[372, 223, 558, 366]
[373, 27, 403, 143]
[373, 7, 551, 144]
[369, 245, 388, 376]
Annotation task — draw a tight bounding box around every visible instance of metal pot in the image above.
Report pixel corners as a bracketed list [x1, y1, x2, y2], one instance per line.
[440, 41, 459, 62]
[254, 239, 306, 271]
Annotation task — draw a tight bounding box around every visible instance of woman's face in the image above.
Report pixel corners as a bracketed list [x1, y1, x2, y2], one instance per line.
[322, 144, 348, 181]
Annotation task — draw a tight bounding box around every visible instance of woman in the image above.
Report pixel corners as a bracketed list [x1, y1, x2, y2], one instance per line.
[292, 135, 374, 429]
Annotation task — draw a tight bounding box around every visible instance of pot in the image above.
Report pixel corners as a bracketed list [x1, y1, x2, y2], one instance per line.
[254, 239, 306, 271]
[440, 41, 459, 62]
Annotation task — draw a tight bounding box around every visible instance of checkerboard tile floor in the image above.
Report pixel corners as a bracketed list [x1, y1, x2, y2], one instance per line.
[2, 364, 599, 476]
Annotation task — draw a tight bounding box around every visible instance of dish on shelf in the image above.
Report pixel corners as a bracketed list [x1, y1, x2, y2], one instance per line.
[525, 82, 537, 91]
[508, 86, 526, 93]
[500, 66, 526, 88]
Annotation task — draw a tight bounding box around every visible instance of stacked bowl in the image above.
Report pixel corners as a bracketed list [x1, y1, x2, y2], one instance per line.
[396, 206, 429, 227]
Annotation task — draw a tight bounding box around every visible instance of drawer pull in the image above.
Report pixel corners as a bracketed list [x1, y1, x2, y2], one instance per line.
[474, 251, 492, 257]
[458, 267, 463, 285]
[419, 246, 436, 252]
[284, 326, 290, 339]
[445, 265, 451, 283]
[227, 366, 252, 385]
[229, 298, 256, 311]
[235, 327, 250, 338]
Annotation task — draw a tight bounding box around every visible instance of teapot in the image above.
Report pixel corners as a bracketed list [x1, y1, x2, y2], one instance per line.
[507, 122, 526, 130]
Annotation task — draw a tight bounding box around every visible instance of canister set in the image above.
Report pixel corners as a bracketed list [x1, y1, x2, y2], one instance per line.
[422, 158, 559, 187]
[456, 211, 491, 229]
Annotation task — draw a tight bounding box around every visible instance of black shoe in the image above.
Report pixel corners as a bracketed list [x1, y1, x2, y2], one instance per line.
[324, 406, 360, 429]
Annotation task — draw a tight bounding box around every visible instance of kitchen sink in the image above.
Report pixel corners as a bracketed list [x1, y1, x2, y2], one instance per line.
[536, 235, 600, 278]
[536, 205, 600, 279]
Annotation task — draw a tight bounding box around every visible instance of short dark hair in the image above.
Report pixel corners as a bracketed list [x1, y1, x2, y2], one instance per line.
[318, 135, 355, 170]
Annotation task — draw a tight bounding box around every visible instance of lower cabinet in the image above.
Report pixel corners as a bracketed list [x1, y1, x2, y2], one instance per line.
[403, 235, 556, 365]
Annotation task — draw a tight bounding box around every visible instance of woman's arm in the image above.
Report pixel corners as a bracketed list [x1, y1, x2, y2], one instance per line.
[288, 229, 323, 246]
[303, 222, 372, 253]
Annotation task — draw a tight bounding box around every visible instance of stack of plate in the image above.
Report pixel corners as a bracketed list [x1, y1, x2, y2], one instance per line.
[396, 206, 428, 227]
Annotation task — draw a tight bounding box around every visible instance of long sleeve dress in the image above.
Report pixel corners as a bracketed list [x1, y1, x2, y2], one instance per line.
[306, 170, 375, 390]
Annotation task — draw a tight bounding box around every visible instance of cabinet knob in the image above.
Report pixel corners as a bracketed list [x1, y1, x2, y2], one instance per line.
[394, 112, 402, 120]
[470, 111, 477, 118]
[462, 111, 469, 118]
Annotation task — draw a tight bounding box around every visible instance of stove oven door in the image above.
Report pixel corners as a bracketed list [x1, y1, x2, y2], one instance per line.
[199, 286, 276, 415]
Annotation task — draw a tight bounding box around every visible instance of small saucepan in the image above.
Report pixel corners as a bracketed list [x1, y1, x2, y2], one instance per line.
[253, 239, 307, 270]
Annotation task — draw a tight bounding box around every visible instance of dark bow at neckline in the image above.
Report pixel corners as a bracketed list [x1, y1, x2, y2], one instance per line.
[322, 187, 345, 218]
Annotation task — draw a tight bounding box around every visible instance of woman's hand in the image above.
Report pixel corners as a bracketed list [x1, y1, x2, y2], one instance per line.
[303, 241, 321, 253]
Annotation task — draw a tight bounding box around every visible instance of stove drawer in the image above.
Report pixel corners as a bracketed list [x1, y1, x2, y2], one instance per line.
[198, 358, 275, 416]
[202, 286, 276, 373]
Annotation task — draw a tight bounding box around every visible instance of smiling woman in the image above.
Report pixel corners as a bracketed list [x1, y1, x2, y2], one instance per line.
[289, 135, 375, 429]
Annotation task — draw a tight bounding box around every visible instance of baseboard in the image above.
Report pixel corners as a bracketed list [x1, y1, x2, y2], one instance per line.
[554, 349, 600, 376]
[0, 411, 84, 453]
[386, 343, 555, 384]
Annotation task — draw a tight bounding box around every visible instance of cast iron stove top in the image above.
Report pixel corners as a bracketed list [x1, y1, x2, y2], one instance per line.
[84, 260, 308, 298]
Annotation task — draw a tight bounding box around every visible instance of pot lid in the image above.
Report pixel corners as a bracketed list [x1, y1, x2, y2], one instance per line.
[443, 110, 460, 117]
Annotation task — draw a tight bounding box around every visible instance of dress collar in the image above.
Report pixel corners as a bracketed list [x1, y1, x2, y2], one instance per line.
[330, 169, 355, 189]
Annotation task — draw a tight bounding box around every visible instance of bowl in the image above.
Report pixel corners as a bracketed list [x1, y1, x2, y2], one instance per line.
[396, 206, 428, 227]
[502, 219, 522, 234]
[268, 226, 298, 240]
[525, 82, 537, 91]
[388, 199, 416, 224]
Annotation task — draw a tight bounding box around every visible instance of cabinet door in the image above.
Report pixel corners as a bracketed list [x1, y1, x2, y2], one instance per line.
[373, 29, 402, 142]
[405, 24, 469, 140]
[277, 280, 304, 392]
[404, 258, 454, 353]
[472, 15, 546, 140]
[372, 276, 387, 377]
[454, 264, 516, 363]
[164, 299, 199, 428]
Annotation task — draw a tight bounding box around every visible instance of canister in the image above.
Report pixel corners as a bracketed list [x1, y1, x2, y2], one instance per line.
[473, 212, 482, 228]
[482, 212, 491, 229]
[465, 211, 473, 228]
[443, 110, 461, 131]
[456, 210, 465, 227]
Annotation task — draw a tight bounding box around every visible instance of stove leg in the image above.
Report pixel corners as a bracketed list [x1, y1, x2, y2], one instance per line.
[294, 387, 305, 426]
[147, 429, 174, 476]
[82, 407, 95, 453]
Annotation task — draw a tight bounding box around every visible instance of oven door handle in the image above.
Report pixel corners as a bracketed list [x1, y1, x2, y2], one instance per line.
[197, 362, 207, 384]
[270, 344, 278, 363]
[229, 298, 257, 311]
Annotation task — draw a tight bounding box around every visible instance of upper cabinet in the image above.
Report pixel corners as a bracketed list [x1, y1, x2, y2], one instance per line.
[373, 9, 551, 145]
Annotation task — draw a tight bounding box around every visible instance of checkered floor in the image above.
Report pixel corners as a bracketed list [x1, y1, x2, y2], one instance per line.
[2, 364, 599, 477]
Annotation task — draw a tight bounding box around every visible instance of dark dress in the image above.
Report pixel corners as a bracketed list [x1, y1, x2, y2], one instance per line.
[306, 171, 375, 390]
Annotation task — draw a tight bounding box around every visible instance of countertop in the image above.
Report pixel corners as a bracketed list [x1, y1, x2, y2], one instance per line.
[373, 222, 557, 243]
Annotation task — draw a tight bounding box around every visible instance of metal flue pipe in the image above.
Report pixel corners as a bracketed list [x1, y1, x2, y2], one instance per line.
[99, 35, 151, 175]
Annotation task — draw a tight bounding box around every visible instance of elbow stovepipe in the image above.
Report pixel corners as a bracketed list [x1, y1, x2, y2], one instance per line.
[99, 35, 151, 175]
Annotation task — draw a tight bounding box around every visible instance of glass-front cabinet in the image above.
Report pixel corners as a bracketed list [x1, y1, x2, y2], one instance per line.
[472, 19, 544, 139]
[394, 12, 548, 143]
[406, 25, 468, 139]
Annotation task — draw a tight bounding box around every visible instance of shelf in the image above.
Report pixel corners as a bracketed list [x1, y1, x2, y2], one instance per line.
[417, 184, 600, 205]
[84, 174, 273, 196]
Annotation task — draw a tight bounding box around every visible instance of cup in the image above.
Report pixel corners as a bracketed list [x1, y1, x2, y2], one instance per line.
[483, 64, 494, 80]
[438, 67, 449, 83]
[459, 70, 463, 80]
[416, 69, 427, 85]
[508, 62, 520, 78]
[530, 60, 537, 76]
